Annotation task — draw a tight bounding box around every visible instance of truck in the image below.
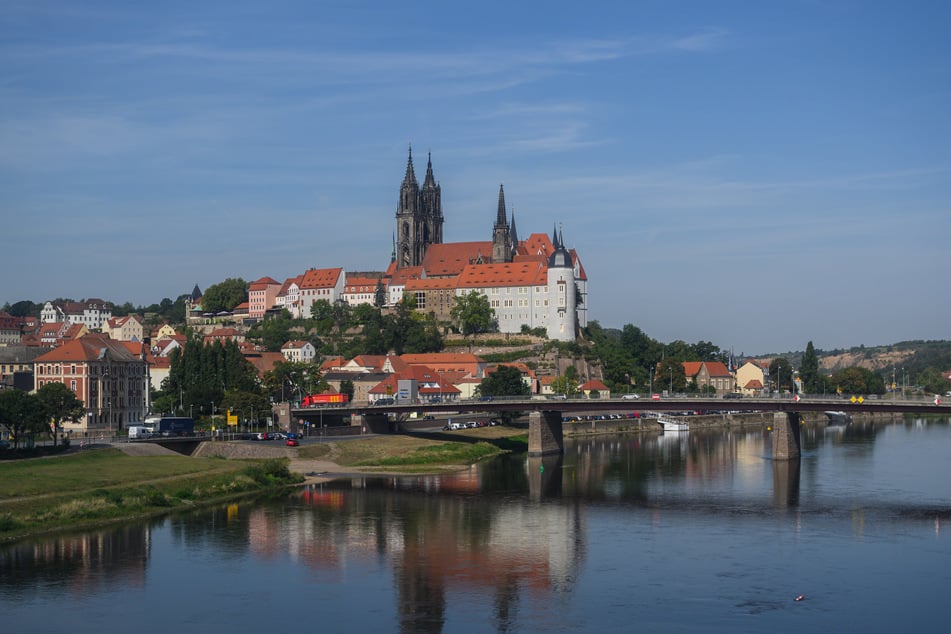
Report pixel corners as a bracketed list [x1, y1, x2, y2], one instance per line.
[143, 416, 195, 436]
[302, 393, 349, 407]
[128, 425, 151, 440]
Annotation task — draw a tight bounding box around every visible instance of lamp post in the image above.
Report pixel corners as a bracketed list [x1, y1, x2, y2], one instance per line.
[649, 368, 654, 397]
[668, 368, 673, 396]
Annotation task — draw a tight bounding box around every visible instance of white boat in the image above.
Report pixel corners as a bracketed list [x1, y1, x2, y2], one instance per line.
[657, 415, 689, 432]
[824, 411, 852, 425]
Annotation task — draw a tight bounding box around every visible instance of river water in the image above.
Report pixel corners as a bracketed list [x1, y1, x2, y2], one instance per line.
[2, 417, 950, 632]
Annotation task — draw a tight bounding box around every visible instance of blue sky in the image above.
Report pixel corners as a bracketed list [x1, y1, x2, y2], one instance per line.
[2, 1, 948, 355]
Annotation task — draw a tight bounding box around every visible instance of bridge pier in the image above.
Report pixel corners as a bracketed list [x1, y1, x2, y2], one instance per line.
[528, 411, 564, 456]
[771, 412, 802, 460]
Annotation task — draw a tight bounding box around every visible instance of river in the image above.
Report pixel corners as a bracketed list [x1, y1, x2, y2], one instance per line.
[2, 416, 950, 632]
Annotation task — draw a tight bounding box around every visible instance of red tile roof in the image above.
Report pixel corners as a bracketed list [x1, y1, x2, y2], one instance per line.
[300, 267, 343, 289]
[421, 242, 493, 277]
[34, 334, 140, 363]
[456, 261, 547, 288]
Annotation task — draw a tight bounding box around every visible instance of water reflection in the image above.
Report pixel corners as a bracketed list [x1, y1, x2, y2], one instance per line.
[2, 417, 950, 632]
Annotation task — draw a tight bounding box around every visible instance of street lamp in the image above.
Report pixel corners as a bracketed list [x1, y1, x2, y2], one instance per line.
[668, 368, 673, 395]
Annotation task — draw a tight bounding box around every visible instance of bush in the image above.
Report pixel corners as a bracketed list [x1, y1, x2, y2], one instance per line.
[244, 459, 299, 486]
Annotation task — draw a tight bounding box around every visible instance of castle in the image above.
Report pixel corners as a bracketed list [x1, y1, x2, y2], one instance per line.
[388, 148, 587, 341]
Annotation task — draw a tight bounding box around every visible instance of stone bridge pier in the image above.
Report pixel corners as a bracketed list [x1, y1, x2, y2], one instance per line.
[772, 412, 802, 460]
[528, 411, 564, 456]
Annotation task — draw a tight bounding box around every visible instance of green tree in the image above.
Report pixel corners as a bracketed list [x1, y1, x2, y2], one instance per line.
[451, 291, 495, 337]
[476, 365, 530, 398]
[918, 367, 950, 395]
[550, 374, 579, 397]
[200, 278, 248, 313]
[340, 379, 355, 403]
[263, 361, 325, 405]
[247, 310, 297, 351]
[3, 300, 40, 317]
[0, 389, 44, 449]
[768, 358, 795, 393]
[476, 365, 530, 424]
[36, 382, 85, 445]
[655, 358, 686, 393]
[831, 367, 885, 395]
[219, 389, 271, 430]
[800, 341, 821, 393]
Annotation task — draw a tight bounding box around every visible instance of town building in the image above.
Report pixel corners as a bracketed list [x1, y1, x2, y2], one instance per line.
[683, 361, 735, 395]
[33, 334, 150, 434]
[248, 276, 281, 319]
[40, 299, 112, 330]
[281, 340, 317, 364]
[102, 314, 144, 342]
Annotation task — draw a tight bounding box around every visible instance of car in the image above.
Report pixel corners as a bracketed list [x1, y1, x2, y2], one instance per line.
[621, 393, 640, 400]
[722, 393, 744, 399]
[550, 394, 567, 400]
[285, 438, 300, 447]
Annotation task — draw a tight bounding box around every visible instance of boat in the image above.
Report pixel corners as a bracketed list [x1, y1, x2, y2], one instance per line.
[657, 415, 689, 432]
[824, 411, 852, 425]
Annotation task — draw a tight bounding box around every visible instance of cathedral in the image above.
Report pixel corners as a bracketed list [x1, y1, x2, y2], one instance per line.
[388, 148, 587, 341]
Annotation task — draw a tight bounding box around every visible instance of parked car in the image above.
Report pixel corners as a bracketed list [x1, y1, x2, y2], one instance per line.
[285, 438, 300, 447]
[621, 393, 640, 399]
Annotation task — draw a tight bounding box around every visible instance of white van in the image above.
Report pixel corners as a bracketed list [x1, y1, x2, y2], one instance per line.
[128, 425, 150, 440]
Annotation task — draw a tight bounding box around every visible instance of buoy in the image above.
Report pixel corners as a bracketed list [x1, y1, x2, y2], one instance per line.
[795, 595, 805, 602]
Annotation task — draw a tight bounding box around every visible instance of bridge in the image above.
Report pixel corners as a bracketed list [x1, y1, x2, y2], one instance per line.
[293, 395, 947, 459]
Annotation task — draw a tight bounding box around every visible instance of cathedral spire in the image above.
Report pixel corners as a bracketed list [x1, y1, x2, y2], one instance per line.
[423, 151, 436, 189]
[552, 223, 560, 249]
[510, 208, 519, 250]
[403, 145, 417, 188]
[496, 184, 507, 227]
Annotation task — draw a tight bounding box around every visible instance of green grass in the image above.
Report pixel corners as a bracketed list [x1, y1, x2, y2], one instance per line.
[0, 450, 302, 543]
[0, 448, 234, 499]
[356, 441, 501, 467]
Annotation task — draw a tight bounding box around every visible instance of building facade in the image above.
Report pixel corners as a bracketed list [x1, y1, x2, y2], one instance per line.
[33, 334, 150, 434]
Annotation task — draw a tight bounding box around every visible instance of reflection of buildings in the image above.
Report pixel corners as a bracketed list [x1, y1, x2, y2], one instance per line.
[0, 524, 150, 596]
[240, 478, 585, 629]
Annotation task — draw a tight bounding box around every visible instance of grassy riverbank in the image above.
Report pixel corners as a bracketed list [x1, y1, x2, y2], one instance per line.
[298, 427, 528, 473]
[0, 448, 302, 543]
[0, 428, 529, 543]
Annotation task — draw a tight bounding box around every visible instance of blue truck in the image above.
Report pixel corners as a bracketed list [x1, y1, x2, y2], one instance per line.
[143, 416, 195, 437]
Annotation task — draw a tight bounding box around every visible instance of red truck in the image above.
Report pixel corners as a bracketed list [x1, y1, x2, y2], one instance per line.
[302, 393, 349, 407]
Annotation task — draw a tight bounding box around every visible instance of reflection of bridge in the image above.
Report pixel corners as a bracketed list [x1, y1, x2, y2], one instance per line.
[294, 396, 947, 458]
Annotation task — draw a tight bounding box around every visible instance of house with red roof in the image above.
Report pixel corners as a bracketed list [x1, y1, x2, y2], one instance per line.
[34, 334, 149, 434]
[683, 361, 735, 395]
[735, 361, 767, 396]
[343, 274, 385, 307]
[248, 276, 281, 319]
[299, 267, 345, 318]
[368, 364, 460, 404]
[102, 314, 144, 342]
[579, 379, 610, 399]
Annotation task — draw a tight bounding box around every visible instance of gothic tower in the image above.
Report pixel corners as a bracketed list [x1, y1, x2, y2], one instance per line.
[492, 184, 513, 263]
[395, 147, 443, 268]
